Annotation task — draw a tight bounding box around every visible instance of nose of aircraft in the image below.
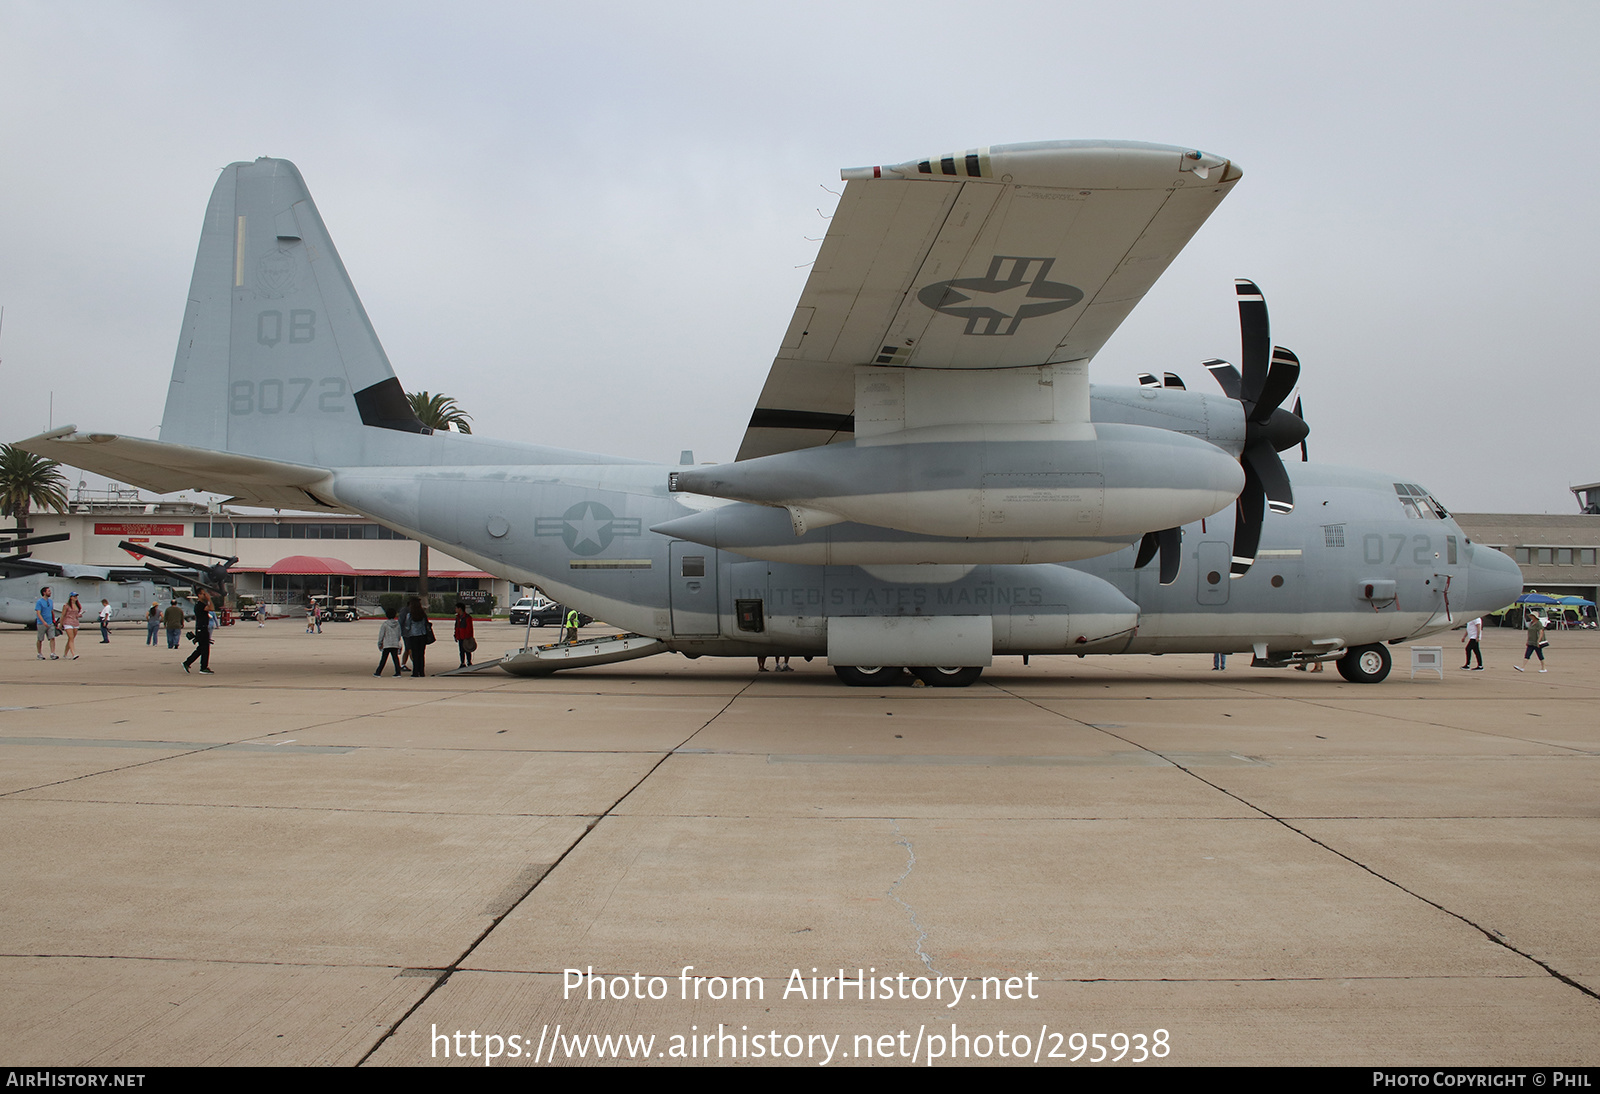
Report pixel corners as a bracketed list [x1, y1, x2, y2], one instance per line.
[1463, 541, 1524, 616]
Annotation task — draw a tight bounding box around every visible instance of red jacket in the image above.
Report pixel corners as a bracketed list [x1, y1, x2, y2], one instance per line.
[454, 614, 474, 641]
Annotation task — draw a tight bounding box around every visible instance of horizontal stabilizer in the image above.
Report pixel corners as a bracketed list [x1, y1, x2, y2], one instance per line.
[17, 427, 338, 510]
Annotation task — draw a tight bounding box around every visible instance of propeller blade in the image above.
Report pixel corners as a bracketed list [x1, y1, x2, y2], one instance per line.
[1251, 346, 1301, 424]
[1135, 530, 1160, 570]
[1158, 526, 1182, 585]
[1231, 463, 1264, 578]
[1294, 396, 1308, 461]
[1244, 440, 1294, 514]
[1203, 358, 1241, 400]
[1162, 372, 1185, 390]
[1219, 282, 1306, 575]
[1235, 279, 1269, 411]
[153, 541, 236, 563]
[0, 532, 70, 551]
[142, 561, 226, 596]
[1136, 528, 1183, 584]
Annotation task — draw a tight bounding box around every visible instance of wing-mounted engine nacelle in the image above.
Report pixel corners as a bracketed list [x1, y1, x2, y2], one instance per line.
[668, 423, 1243, 542]
[650, 499, 1136, 565]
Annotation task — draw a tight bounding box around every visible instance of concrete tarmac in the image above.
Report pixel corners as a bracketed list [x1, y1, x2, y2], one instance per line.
[1, 620, 1595, 1066]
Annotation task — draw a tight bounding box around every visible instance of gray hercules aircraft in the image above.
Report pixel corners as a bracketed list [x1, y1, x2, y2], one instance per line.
[19, 141, 1522, 684]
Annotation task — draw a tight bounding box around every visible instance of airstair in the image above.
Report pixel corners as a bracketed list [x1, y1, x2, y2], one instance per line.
[496, 632, 667, 676]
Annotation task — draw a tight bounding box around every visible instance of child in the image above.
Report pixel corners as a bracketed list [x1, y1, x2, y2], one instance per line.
[375, 606, 403, 677]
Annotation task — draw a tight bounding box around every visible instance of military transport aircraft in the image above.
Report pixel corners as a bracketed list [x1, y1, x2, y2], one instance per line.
[18, 141, 1522, 684]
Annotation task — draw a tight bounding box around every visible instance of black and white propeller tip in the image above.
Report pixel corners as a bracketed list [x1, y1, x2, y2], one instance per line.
[1210, 280, 1310, 576]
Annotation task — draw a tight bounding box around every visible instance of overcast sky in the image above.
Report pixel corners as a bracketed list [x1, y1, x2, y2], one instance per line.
[2, 0, 1594, 514]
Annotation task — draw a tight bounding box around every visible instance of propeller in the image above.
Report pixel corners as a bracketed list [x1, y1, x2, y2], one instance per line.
[119, 540, 239, 596]
[1203, 279, 1310, 577]
[1135, 371, 1186, 390]
[1134, 526, 1183, 585]
[1125, 370, 1189, 583]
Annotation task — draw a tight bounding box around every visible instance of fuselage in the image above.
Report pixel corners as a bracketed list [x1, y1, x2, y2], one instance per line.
[0, 578, 177, 627]
[321, 424, 1523, 663]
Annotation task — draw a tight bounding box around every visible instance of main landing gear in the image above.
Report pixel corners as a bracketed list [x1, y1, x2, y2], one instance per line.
[832, 666, 985, 688]
[1335, 643, 1392, 683]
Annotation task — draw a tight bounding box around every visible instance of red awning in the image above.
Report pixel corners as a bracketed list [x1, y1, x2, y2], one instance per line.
[254, 555, 359, 575]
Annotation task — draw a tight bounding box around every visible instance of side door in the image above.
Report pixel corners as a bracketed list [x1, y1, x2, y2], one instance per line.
[669, 542, 720, 636]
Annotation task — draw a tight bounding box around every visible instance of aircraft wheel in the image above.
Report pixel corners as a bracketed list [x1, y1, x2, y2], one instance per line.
[1336, 643, 1392, 683]
[833, 666, 903, 687]
[911, 666, 984, 688]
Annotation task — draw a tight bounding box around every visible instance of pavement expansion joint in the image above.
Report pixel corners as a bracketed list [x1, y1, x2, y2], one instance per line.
[357, 679, 754, 1064]
[1280, 814, 1585, 821]
[1277, 698, 1596, 751]
[0, 746, 225, 798]
[3, 951, 422, 971]
[1263, 811, 1600, 1005]
[998, 681, 1600, 1007]
[7, 796, 592, 819]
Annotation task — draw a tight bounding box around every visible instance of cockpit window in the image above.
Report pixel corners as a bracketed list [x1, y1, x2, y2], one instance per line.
[1394, 483, 1448, 519]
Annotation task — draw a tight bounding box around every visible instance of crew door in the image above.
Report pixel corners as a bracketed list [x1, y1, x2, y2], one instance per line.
[669, 542, 720, 636]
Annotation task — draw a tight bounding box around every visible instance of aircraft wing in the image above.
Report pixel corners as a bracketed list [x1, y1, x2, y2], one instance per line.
[738, 140, 1241, 460]
[17, 427, 339, 511]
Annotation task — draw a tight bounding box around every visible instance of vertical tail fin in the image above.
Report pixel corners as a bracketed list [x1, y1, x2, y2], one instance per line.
[160, 158, 424, 462]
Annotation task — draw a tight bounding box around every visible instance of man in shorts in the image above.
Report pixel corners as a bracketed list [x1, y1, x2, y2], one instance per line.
[34, 586, 59, 660]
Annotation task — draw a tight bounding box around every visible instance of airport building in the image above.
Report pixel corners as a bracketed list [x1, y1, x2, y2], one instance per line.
[1450, 484, 1600, 614]
[1454, 513, 1599, 608]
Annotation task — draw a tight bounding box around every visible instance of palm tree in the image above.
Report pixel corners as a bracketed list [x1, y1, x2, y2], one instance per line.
[404, 392, 474, 599]
[406, 392, 472, 435]
[0, 443, 70, 551]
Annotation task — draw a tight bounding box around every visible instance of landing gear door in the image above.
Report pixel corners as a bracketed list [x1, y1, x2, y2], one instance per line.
[669, 542, 720, 636]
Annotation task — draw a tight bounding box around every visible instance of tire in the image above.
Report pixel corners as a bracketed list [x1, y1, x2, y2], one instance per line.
[1336, 643, 1392, 683]
[833, 665, 904, 687]
[911, 666, 984, 688]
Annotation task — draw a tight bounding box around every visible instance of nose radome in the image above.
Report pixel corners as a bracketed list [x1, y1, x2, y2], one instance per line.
[1466, 543, 1524, 615]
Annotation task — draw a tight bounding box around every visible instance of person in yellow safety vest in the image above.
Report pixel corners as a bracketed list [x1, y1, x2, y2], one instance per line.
[563, 608, 580, 643]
